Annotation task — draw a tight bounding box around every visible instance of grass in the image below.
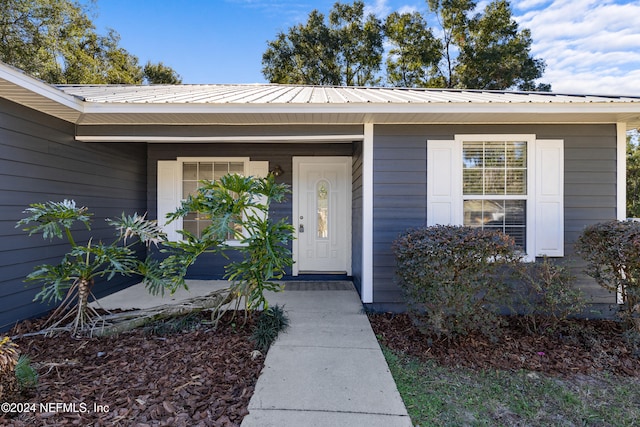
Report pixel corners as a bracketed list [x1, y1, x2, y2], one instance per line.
[381, 346, 640, 427]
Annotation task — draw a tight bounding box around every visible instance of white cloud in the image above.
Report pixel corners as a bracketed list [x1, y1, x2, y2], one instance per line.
[515, 0, 640, 94]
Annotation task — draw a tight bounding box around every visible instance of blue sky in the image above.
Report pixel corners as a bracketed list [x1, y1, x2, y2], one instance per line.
[86, 0, 640, 95]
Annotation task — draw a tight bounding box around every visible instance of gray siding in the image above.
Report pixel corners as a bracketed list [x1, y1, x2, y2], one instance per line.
[351, 142, 363, 294]
[0, 99, 147, 331]
[372, 124, 618, 307]
[147, 142, 354, 278]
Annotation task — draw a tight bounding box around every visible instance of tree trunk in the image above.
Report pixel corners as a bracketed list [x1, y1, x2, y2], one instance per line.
[90, 288, 235, 336]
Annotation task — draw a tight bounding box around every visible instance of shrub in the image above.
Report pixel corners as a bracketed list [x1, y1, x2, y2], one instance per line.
[512, 257, 587, 333]
[575, 220, 640, 332]
[251, 305, 289, 352]
[15, 355, 38, 392]
[392, 225, 521, 338]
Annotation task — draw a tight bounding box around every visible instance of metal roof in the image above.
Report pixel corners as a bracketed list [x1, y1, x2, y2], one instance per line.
[56, 83, 640, 105]
[1, 62, 640, 128]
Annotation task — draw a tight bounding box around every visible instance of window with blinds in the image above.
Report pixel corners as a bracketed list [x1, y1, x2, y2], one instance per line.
[182, 161, 245, 240]
[462, 141, 527, 248]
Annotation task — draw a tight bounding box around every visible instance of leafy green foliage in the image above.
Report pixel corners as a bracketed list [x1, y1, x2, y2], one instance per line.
[512, 257, 587, 333]
[392, 225, 521, 337]
[142, 61, 182, 84]
[575, 220, 640, 331]
[263, 0, 550, 91]
[251, 305, 289, 352]
[262, 1, 383, 86]
[17, 201, 166, 334]
[0, 0, 180, 84]
[627, 132, 640, 218]
[15, 355, 38, 391]
[384, 11, 442, 88]
[161, 174, 295, 313]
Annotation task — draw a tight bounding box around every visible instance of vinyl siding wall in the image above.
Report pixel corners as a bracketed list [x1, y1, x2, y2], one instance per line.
[0, 99, 148, 331]
[351, 141, 364, 294]
[372, 124, 618, 309]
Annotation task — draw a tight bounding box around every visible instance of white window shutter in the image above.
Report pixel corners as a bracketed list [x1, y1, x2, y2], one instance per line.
[247, 161, 270, 222]
[535, 140, 564, 256]
[427, 140, 462, 226]
[157, 160, 181, 242]
[248, 161, 269, 178]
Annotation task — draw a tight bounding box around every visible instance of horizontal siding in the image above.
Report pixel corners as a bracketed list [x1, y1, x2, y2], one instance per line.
[0, 99, 148, 331]
[351, 142, 363, 295]
[372, 124, 619, 307]
[372, 132, 427, 303]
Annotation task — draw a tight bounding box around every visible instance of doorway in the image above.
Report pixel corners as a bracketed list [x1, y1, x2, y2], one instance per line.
[292, 157, 352, 275]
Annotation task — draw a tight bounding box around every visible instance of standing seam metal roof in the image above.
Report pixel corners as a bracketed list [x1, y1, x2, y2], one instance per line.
[55, 84, 640, 105]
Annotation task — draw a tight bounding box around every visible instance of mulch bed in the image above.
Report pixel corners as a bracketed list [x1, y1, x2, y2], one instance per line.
[2, 312, 263, 427]
[369, 313, 640, 377]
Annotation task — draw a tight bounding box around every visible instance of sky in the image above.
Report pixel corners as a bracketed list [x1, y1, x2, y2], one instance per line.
[86, 0, 640, 95]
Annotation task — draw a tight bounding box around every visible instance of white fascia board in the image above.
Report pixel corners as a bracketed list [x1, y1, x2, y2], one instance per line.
[0, 64, 83, 112]
[78, 99, 640, 114]
[76, 134, 364, 143]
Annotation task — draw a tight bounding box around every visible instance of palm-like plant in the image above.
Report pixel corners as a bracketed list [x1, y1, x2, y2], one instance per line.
[166, 174, 295, 316]
[17, 200, 166, 335]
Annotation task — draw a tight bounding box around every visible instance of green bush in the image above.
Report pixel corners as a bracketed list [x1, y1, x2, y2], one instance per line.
[392, 225, 521, 338]
[15, 355, 37, 391]
[512, 257, 587, 333]
[575, 220, 640, 332]
[251, 305, 289, 352]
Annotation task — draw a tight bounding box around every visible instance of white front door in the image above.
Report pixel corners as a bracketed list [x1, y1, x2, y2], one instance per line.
[293, 157, 352, 275]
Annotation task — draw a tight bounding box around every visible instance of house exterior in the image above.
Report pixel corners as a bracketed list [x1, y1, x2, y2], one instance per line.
[2, 61, 640, 330]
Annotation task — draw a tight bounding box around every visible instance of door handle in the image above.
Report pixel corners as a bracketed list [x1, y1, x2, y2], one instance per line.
[299, 224, 305, 233]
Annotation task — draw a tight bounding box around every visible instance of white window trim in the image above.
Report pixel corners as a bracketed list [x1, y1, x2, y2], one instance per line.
[456, 134, 535, 260]
[428, 134, 564, 262]
[158, 157, 269, 244]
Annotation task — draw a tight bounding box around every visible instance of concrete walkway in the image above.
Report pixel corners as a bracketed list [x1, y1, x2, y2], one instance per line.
[96, 280, 412, 427]
[242, 281, 412, 427]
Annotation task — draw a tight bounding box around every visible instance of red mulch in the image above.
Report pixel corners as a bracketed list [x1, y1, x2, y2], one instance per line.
[369, 313, 640, 377]
[2, 312, 263, 427]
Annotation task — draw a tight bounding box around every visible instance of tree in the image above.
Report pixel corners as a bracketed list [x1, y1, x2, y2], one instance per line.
[0, 0, 180, 85]
[262, 10, 339, 85]
[627, 131, 640, 218]
[262, 1, 382, 86]
[263, 0, 550, 91]
[328, 1, 383, 86]
[143, 61, 183, 84]
[428, 0, 550, 91]
[384, 11, 441, 87]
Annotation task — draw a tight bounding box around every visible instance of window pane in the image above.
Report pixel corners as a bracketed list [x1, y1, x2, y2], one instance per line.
[183, 181, 197, 198]
[464, 199, 526, 248]
[463, 142, 484, 168]
[182, 160, 246, 239]
[463, 169, 483, 195]
[507, 142, 527, 167]
[317, 180, 329, 239]
[484, 170, 505, 194]
[506, 170, 527, 194]
[484, 142, 505, 167]
[462, 140, 527, 197]
[183, 163, 198, 180]
[199, 162, 213, 181]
